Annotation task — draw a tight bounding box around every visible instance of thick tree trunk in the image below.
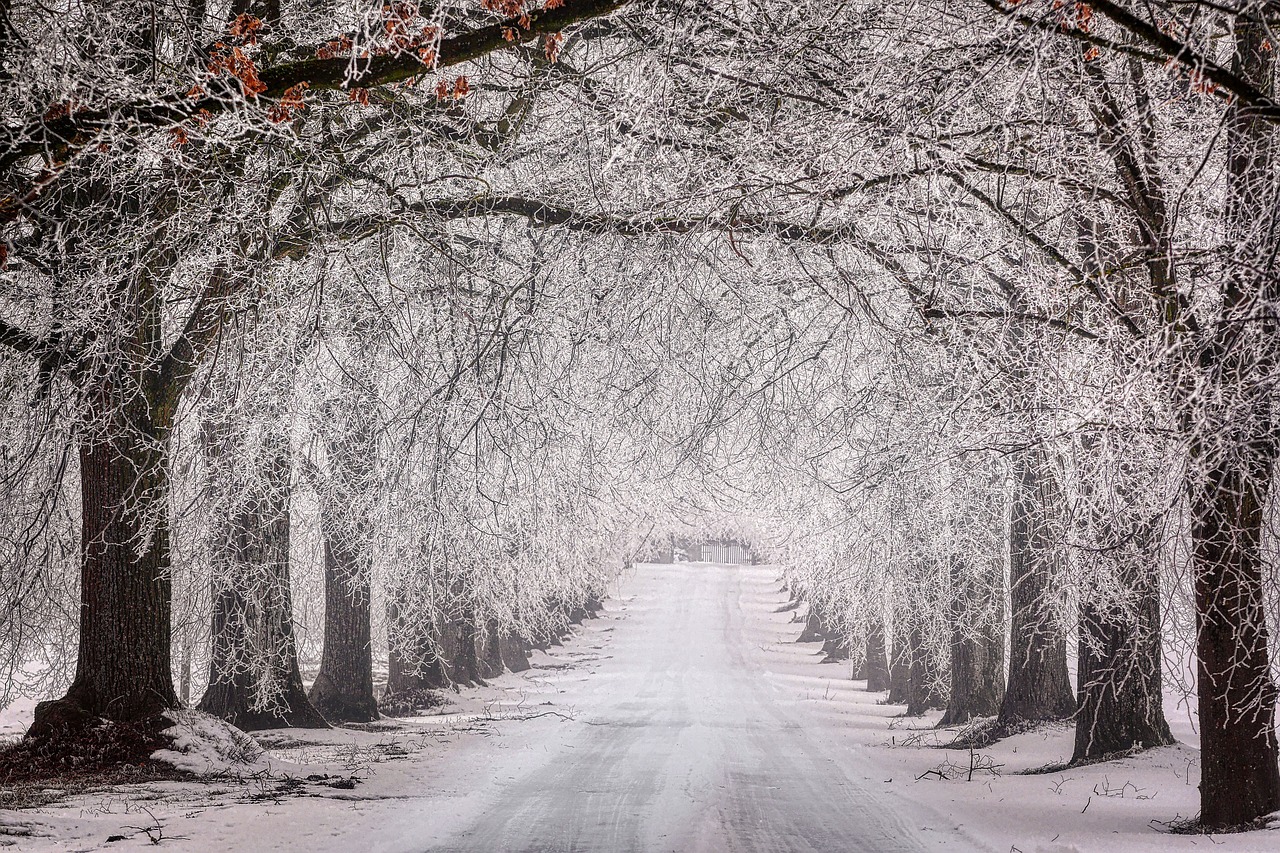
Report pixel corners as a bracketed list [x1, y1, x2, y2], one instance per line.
[941, 556, 1004, 726]
[449, 612, 485, 686]
[481, 618, 505, 679]
[31, 427, 179, 736]
[386, 630, 448, 694]
[888, 619, 911, 705]
[309, 529, 379, 723]
[308, 395, 379, 724]
[198, 428, 327, 731]
[383, 600, 449, 714]
[864, 621, 890, 692]
[1183, 17, 1280, 830]
[1071, 435, 1172, 762]
[905, 623, 946, 716]
[797, 602, 828, 644]
[1190, 455, 1280, 826]
[821, 626, 850, 663]
[848, 641, 866, 679]
[500, 633, 532, 673]
[997, 447, 1074, 729]
[1073, 586, 1172, 761]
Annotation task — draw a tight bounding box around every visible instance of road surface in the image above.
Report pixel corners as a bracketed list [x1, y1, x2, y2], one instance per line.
[426, 563, 976, 853]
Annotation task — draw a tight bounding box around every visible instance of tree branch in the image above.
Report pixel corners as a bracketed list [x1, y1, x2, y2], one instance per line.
[0, 0, 632, 186]
[273, 192, 876, 251]
[154, 264, 241, 414]
[944, 172, 1145, 338]
[979, 0, 1280, 120]
[921, 307, 1100, 340]
[0, 317, 41, 355]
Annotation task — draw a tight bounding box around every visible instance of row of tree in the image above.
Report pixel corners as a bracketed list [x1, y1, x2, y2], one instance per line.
[2, 0, 1280, 832]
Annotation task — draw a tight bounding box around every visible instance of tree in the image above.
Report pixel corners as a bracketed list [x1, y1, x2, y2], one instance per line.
[0, 0, 637, 753]
[195, 330, 327, 730]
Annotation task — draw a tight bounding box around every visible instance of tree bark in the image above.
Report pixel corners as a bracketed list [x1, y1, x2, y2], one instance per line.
[31, 421, 179, 736]
[864, 621, 890, 692]
[797, 601, 829, 644]
[386, 629, 448, 693]
[888, 618, 911, 705]
[308, 424, 379, 723]
[449, 610, 485, 686]
[905, 623, 946, 716]
[1070, 436, 1172, 762]
[940, 556, 1005, 726]
[996, 446, 1074, 729]
[198, 425, 327, 730]
[481, 618, 505, 679]
[1190, 453, 1280, 826]
[1073, 583, 1172, 761]
[29, 264, 184, 736]
[309, 527, 379, 723]
[383, 598, 450, 714]
[1180, 15, 1280, 830]
[500, 633, 532, 673]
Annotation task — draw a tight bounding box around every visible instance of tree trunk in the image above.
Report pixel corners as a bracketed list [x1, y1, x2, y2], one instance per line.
[481, 618, 505, 679]
[449, 612, 485, 686]
[383, 598, 450, 714]
[1070, 434, 1172, 761]
[1073, 585, 1172, 760]
[888, 619, 911, 705]
[1183, 17, 1280, 830]
[941, 556, 1005, 726]
[848, 639, 866, 679]
[821, 624, 850, 663]
[308, 394, 380, 724]
[1190, 454, 1280, 826]
[906, 623, 946, 716]
[198, 426, 327, 730]
[386, 628, 448, 694]
[797, 602, 828, 644]
[997, 446, 1074, 729]
[31, 377, 179, 737]
[500, 633, 532, 673]
[864, 621, 890, 692]
[309, 527, 379, 723]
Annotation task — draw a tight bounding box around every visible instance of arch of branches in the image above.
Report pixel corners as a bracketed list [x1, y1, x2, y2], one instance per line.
[2, 0, 1279, 832]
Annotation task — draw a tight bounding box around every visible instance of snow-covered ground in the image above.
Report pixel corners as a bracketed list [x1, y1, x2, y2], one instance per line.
[1, 563, 1276, 851]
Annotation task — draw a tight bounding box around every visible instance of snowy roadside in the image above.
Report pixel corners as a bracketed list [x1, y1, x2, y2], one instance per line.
[736, 567, 1280, 853]
[6, 566, 1280, 853]
[0, 605, 624, 852]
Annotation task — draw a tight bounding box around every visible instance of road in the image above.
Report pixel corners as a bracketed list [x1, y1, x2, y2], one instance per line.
[426, 563, 977, 853]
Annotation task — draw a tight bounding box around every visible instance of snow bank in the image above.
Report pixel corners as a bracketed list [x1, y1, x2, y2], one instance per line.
[151, 710, 267, 776]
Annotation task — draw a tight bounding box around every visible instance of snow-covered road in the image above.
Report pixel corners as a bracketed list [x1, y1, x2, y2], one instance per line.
[423, 563, 973, 853]
[14, 563, 1267, 852]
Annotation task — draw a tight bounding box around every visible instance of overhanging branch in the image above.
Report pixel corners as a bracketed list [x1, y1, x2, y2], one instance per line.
[0, 318, 41, 356]
[0, 0, 633, 181]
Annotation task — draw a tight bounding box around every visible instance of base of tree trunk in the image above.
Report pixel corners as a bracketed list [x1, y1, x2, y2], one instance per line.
[6, 702, 186, 785]
[820, 635, 850, 663]
[198, 682, 330, 732]
[864, 624, 891, 692]
[797, 608, 828, 644]
[308, 674, 380, 724]
[500, 635, 532, 672]
[938, 703, 995, 728]
[947, 715, 1071, 750]
[379, 687, 448, 717]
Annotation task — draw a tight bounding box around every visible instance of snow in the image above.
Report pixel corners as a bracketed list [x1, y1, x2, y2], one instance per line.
[0, 697, 36, 743]
[151, 710, 267, 776]
[2, 563, 1278, 851]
